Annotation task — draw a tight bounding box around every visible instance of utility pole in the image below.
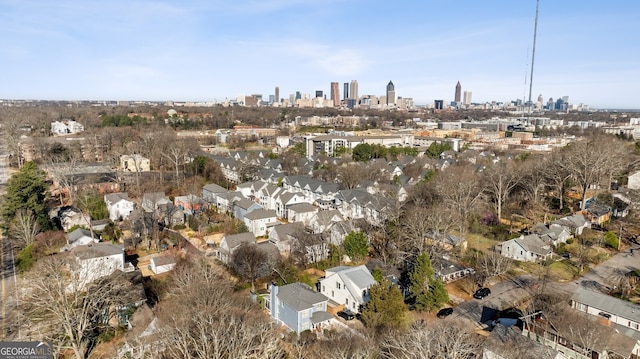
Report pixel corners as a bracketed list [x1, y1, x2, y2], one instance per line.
[527, 0, 540, 119]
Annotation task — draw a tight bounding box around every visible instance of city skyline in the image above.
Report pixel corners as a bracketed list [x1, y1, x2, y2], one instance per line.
[1, 0, 639, 109]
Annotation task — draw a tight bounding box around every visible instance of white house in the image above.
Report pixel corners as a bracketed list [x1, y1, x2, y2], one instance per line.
[268, 223, 305, 254]
[571, 286, 640, 334]
[287, 203, 319, 226]
[61, 228, 99, 252]
[71, 243, 127, 288]
[217, 232, 256, 264]
[105, 192, 135, 221]
[120, 154, 151, 172]
[500, 234, 553, 262]
[628, 170, 640, 190]
[244, 209, 278, 237]
[51, 120, 84, 135]
[319, 265, 377, 313]
[150, 255, 177, 275]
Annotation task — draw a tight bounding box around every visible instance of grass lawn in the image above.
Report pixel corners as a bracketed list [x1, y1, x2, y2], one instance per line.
[548, 260, 579, 281]
[466, 233, 500, 253]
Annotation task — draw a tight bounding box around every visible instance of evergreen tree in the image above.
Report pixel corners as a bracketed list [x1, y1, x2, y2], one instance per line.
[1, 161, 51, 231]
[343, 230, 369, 262]
[361, 279, 408, 331]
[408, 253, 449, 312]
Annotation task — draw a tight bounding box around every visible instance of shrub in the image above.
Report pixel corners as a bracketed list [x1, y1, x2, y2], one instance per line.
[173, 224, 186, 230]
[15, 244, 35, 272]
[604, 231, 619, 250]
[566, 238, 574, 245]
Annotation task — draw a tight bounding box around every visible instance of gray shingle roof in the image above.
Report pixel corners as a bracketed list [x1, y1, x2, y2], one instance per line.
[514, 234, 552, 256]
[571, 286, 640, 324]
[276, 282, 328, 311]
[72, 243, 124, 260]
[244, 209, 277, 220]
[223, 232, 256, 249]
[287, 203, 317, 213]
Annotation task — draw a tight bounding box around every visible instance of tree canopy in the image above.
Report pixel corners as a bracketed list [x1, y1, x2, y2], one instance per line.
[343, 230, 369, 262]
[408, 253, 449, 312]
[360, 278, 409, 332]
[1, 161, 51, 231]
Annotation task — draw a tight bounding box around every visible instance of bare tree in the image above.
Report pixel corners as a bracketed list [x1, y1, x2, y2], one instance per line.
[21, 255, 141, 358]
[380, 320, 483, 359]
[230, 243, 274, 293]
[434, 166, 484, 235]
[9, 208, 41, 249]
[477, 251, 513, 284]
[154, 257, 285, 359]
[483, 160, 522, 222]
[561, 137, 611, 210]
[336, 162, 367, 189]
[545, 152, 572, 211]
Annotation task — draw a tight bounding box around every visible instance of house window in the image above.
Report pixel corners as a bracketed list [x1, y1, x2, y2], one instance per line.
[336, 282, 341, 289]
[345, 298, 349, 305]
[331, 291, 334, 297]
[322, 285, 325, 293]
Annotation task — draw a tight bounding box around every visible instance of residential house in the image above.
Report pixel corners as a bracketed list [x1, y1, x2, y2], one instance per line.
[57, 206, 91, 232]
[120, 154, 151, 172]
[628, 170, 640, 190]
[71, 243, 130, 287]
[309, 210, 344, 234]
[105, 192, 135, 221]
[217, 232, 256, 264]
[336, 188, 397, 225]
[232, 198, 263, 222]
[214, 191, 244, 213]
[129, 209, 155, 237]
[90, 219, 110, 232]
[61, 228, 99, 252]
[150, 255, 177, 275]
[141, 192, 173, 218]
[202, 183, 228, 203]
[269, 222, 305, 255]
[433, 256, 475, 283]
[165, 207, 185, 227]
[255, 183, 282, 210]
[500, 234, 553, 262]
[522, 304, 640, 359]
[174, 194, 206, 216]
[281, 175, 340, 203]
[51, 120, 84, 135]
[244, 209, 278, 237]
[571, 286, 640, 334]
[274, 191, 309, 219]
[532, 223, 572, 246]
[287, 203, 319, 226]
[319, 265, 377, 313]
[266, 282, 334, 334]
[583, 201, 613, 226]
[551, 213, 591, 236]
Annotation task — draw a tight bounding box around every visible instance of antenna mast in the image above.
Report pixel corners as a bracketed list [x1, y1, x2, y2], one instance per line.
[528, 0, 540, 116]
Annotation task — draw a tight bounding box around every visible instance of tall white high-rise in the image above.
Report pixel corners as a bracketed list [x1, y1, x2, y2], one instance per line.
[349, 80, 358, 100]
[463, 91, 472, 105]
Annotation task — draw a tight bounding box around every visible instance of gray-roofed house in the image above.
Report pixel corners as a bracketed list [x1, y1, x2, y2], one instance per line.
[141, 192, 172, 217]
[551, 213, 591, 236]
[433, 256, 476, 283]
[309, 210, 344, 234]
[71, 243, 130, 287]
[571, 286, 640, 335]
[105, 192, 135, 221]
[267, 282, 333, 333]
[244, 209, 278, 237]
[319, 265, 377, 313]
[287, 203, 318, 226]
[62, 228, 99, 252]
[202, 183, 228, 203]
[269, 222, 305, 254]
[58, 206, 91, 232]
[150, 255, 177, 275]
[232, 198, 263, 222]
[500, 234, 553, 262]
[217, 232, 256, 264]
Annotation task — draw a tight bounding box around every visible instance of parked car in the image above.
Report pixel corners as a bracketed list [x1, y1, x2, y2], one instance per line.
[437, 308, 454, 318]
[337, 310, 355, 321]
[473, 287, 491, 299]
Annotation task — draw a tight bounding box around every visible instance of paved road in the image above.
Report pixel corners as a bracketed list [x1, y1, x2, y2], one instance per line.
[449, 252, 639, 329]
[0, 133, 17, 339]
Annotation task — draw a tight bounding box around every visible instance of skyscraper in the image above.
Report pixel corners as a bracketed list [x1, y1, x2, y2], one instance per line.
[315, 90, 323, 98]
[349, 80, 358, 101]
[275, 86, 280, 103]
[386, 81, 395, 106]
[343, 83, 349, 100]
[330, 82, 340, 107]
[455, 81, 462, 103]
[463, 91, 472, 106]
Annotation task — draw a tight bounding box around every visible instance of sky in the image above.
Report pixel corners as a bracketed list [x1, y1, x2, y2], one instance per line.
[1, 0, 639, 109]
